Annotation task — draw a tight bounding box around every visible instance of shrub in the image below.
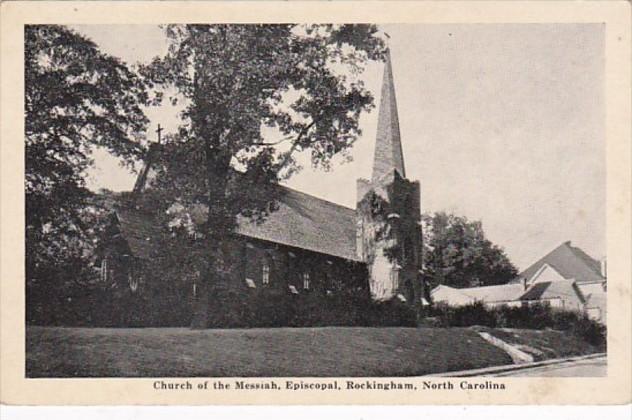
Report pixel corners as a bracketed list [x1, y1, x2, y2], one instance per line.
[429, 301, 606, 348]
[428, 301, 496, 328]
[358, 299, 418, 327]
[567, 313, 606, 348]
[204, 289, 417, 328]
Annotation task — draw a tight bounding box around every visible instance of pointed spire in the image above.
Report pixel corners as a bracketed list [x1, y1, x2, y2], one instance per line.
[372, 48, 405, 182]
[132, 146, 156, 195]
[132, 126, 163, 195]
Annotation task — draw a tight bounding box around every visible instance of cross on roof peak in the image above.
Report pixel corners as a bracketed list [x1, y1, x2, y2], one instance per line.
[155, 123, 163, 144]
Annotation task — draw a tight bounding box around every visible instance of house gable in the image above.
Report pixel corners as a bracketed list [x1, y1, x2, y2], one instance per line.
[512, 241, 605, 285]
[529, 263, 567, 285]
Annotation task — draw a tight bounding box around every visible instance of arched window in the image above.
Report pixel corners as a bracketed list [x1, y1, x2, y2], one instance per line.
[262, 259, 270, 285]
[129, 271, 139, 292]
[100, 257, 108, 283]
[303, 272, 310, 290]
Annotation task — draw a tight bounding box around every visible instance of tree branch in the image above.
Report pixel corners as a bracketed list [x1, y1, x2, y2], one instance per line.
[276, 116, 320, 168]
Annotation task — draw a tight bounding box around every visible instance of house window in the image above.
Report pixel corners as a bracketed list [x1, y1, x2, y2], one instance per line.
[262, 260, 270, 285]
[391, 264, 400, 290]
[303, 272, 310, 290]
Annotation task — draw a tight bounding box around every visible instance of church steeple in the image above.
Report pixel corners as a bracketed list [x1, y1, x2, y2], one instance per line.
[372, 48, 406, 182]
[132, 124, 163, 195]
[356, 44, 423, 306]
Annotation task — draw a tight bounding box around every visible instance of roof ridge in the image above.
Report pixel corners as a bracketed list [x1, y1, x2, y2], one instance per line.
[277, 182, 356, 213]
[515, 241, 575, 278]
[461, 282, 522, 291]
[566, 243, 602, 275]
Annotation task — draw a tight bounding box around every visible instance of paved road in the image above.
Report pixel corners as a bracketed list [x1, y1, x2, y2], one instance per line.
[492, 356, 607, 377]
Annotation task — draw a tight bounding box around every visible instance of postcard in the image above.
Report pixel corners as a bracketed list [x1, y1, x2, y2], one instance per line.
[1, 0, 630, 405]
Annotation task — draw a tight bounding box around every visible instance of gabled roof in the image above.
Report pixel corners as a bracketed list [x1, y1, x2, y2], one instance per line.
[234, 185, 360, 261]
[109, 183, 360, 262]
[512, 241, 604, 285]
[518, 279, 585, 304]
[432, 283, 525, 303]
[115, 207, 165, 260]
[430, 284, 471, 298]
[518, 281, 550, 301]
[529, 263, 567, 284]
[459, 283, 526, 303]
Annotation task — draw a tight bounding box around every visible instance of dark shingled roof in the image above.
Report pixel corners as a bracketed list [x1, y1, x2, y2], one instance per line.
[235, 185, 359, 261]
[511, 242, 604, 285]
[111, 184, 360, 262]
[115, 207, 165, 260]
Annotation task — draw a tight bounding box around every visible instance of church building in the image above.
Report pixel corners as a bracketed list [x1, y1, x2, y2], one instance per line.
[96, 51, 424, 326]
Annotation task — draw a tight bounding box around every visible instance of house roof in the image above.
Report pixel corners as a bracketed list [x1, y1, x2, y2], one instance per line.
[518, 281, 550, 301]
[518, 279, 585, 304]
[459, 283, 526, 303]
[431, 283, 525, 303]
[511, 241, 604, 285]
[111, 183, 360, 262]
[430, 284, 470, 298]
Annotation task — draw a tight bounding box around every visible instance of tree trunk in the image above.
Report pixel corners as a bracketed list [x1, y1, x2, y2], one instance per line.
[190, 133, 231, 329]
[189, 36, 233, 328]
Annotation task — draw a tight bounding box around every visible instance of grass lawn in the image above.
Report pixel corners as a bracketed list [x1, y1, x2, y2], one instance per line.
[474, 327, 605, 361]
[26, 326, 514, 377]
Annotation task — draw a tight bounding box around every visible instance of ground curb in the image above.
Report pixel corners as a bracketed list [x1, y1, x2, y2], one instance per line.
[426, 352, 606, 377]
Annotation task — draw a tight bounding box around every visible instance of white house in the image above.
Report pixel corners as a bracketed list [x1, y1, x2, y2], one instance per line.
[431, 241, 606, 323]
[512, 241, 606, 323]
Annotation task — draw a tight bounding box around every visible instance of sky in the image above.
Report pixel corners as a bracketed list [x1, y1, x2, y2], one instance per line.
[75, 24, 605, 270]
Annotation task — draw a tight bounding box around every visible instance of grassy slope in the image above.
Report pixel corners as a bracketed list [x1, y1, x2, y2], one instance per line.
[475, 327, 605, 361]
[26, 326, 513, 378]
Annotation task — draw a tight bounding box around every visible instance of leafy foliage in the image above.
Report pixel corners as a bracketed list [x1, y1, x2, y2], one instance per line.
[428, 301, 606, 349]
[140, 24, 386, 326]
[202, 290, 417, 328]
[26, 25, 149, 228]
[25, 25, 150, 309]
[421, 212, 518, 289]
[142, 24, 385, 224]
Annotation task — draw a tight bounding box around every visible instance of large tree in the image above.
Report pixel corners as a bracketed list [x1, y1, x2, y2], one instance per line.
[421, 212, 518, 290]
[143, 24, 385, 327]
[25, 25, 150, 296]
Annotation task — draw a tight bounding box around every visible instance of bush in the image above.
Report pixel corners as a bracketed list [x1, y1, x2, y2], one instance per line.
[358, 299, 418, 327]
[429, 301, 497, 328]
[567, 313, 606, 348]
[204, 289, 417, 328]
[428, 301, 606, 348]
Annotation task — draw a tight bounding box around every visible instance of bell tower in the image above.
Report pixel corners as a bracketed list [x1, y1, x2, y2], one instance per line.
[356, 48, 423, 307]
